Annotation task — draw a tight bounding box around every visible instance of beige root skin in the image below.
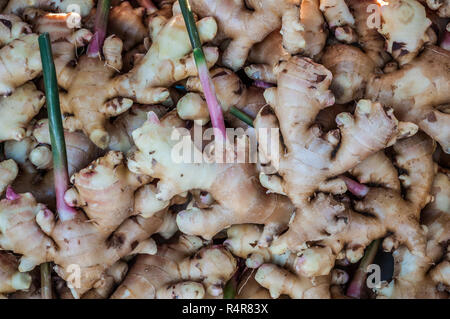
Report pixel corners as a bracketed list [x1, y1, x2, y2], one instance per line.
[128, 114, 294, 243]
[245, 30, 291, 83]
[112, 236, 237, 299]
[111, 234, 207, 299]
[273, 134, 434, 276]
[58, 12, 218, 149]
[109, 1, 148, 51]
[57, 35, 131, 149]
[225, 224, 335, 279]
[178, 68, 266, 125]
[236, 268, 271, 299]
[321, 1, 392, 104]
[347, 0, 391, 67]
[57, 261, 130, 299]
[298, 0, 328, 59]
[376, 171, 450, 298]
[0, 192, 57, 272]
[423, 0, 450, 17]
[23, 9, 85, 42]
[4, 0, 94, 17]
[33, 119, 101, 176]
[255, 264, 331, 299]
[0, 12, 91, 96]
[110, 11, 218, 105]
[254, 56, 420, 273]
[353, 132, 436, 255]
[256, 57, 400, 208]
[0, 33, 40, 95]
[225, 224, 297, 270]
[319, 0, 356, 43]
[4, 119, 100, 209]
[0, 83, 45, 142]
[366, 46, 450, 153]
[0, 151, 178, 297]
[0, 14, 32, 46]
[378, 0, 432, 65]
[107, 104, 169, 153]
[188, 0, 302, 71]
[321, 44, 376, 104]
[64, 151, 151, 235]
[0, 251, 32, 294]
[282, 0, 328, 59]
[0, 159, 18, 195]
[81, 261, 129, 299]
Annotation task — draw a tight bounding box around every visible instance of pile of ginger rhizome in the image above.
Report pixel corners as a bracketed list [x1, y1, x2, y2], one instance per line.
[0, 0, 449, 300]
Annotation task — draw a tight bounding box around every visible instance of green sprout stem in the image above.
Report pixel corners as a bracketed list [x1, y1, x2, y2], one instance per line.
[179, 0, 227, 140]
[39, 33, 77, 221]
[229, 107, 254, 127]
[87, 0, 111, 57]
[40, 262, 52, 299]
[223, 277, 237, 299]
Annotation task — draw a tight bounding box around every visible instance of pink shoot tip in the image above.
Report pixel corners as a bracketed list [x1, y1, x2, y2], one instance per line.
[147, 111, 161, 125]
[253, 80, 275, 89]
[346, 278, 365, 299]
[87, 31, 105, 58]
[341, 176, 370, 197]
[441, 29, 450, 51]
[6, 186, 20, 201]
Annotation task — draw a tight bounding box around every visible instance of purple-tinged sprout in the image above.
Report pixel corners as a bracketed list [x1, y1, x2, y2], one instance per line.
[87, 0, 111, 58]
[39, 33, 78, 223]
[199, 191, 214, 206]
[341, 175, 370, 197]
[346, 239, 381, 299]
[179, 0, 227, 140]
[441, 24, 450, 51]
[6, 186, 20, 201]
[147, 111, 161, 125]
[253, 80, 275, 89]
[196, 61, 227, 139]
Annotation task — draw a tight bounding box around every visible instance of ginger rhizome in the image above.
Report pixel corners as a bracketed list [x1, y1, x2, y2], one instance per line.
[108, 1, 148, 51]
[377, 0, 433, 65]
[56, 9, 218, 148]
[0, 0, 448, 300]
[188, 0, 306, 71]
[4, 0, 94, 17]
[0, 13, 32, 46]
[0, 83, 45, 142]
[107, 104, 169, 153]
[127, 112, 294, 245]
[366, 46, 450, 153]
[236, 268, 271, 299]
[252, 56, 420, 275]
[3, 118, 100, 208]
[225, 224, 332, 299]
[244, 30, 291, 84]
[320, 0, 356, 44]
[244, 0, 329, 82]
[0, 251, 32, 294]
[112, 235, 237, 299]
[0, 11, 91, 96]
[376, 171, 449, 298]
[322, 46, 449, 153]
[0, 160, 18, 196]
[0, 151, 180, 297]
